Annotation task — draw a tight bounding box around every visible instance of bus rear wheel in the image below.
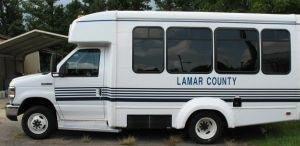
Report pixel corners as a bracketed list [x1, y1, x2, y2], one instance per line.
[188, 111, 224, 144]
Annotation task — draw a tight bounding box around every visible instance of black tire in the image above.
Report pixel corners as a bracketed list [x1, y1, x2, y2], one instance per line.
[21, 106, 57, 139]
[188, 111, 223, 144]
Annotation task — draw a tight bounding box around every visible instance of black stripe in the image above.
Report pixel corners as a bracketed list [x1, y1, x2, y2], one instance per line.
[102, 92, 300, 95]
[56, 97, 100, 101]
[55, 87, 300, 90]
[109, 88, 300, 90]
[55, 92, 96, 94]
[55, 87, 100, 89]
[101, 97, 191, 102]
[105, 98, 300, 102]
[54, 87, 300, 102]
[56, 96, 300, 102]
[102, 91, 300, 93]
[55, 89, 96, 92]
[55, 95, 96, 97]
[102, 95, 300, 98]
[241, 99, 300, 102]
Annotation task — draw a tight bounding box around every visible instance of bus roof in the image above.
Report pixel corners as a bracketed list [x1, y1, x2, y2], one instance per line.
[76, 11, 299, 25]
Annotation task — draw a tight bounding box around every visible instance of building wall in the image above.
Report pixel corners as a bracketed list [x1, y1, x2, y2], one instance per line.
[24, 51, 41, 74]
[0, 57, 4, 90]
[0, 37, 7, 97]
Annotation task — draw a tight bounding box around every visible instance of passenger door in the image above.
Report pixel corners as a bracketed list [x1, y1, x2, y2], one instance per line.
[54, 48, 105, 120]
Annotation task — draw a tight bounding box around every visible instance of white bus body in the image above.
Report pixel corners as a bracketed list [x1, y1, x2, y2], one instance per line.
[6, 11, 300, 143]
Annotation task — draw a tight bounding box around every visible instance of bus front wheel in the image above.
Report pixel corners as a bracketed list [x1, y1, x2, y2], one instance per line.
[21, 106, 56, 139]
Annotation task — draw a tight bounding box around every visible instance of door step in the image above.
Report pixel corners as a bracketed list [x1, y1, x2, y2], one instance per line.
[58, 120, 121, 133]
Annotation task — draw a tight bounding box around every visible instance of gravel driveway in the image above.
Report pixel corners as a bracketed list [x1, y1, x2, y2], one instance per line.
[0, 98, 263, 146]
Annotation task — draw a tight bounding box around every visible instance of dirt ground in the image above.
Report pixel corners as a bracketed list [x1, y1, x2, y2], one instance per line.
[0, 98, 264, 146]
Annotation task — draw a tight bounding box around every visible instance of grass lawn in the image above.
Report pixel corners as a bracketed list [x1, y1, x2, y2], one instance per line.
[248, 121, 300, 146]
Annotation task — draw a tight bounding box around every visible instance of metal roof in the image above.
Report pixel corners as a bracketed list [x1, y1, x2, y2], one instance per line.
[0, 29, 68, 57]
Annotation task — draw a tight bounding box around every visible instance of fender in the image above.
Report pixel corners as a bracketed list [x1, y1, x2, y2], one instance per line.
[12, 87, 64, 119]
[173, 97, 235, 129]
[13, 87, 56, 105]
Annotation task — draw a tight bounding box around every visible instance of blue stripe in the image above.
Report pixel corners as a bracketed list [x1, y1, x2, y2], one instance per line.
[55, 95, 96, 97]
[56, 97, 100, 101]
[55, 89, 96, 92]
[101, 95, 300, 98]
[77, 19, 298, 25]
[55, 96, 300, 102]
[55, 92, 96, 94]
[107, 88, 300, 91]
[102, 92, 300, 95]
[55, 87, 100, 89]
[55, 87, 300, 90]
[105, 90, 300, 92]
[55, 87, 300, 102]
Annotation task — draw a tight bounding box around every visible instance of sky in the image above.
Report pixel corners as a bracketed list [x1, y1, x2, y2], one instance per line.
[58, 0, 70, 5]
[58, 0, 157, 10]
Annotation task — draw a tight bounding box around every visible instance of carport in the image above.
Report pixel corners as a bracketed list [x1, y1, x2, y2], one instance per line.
[0, 29, 68, 91]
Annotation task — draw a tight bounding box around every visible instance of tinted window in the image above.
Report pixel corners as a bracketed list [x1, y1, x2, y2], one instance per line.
[133, 27, 164, 73]
[215, 28, 259, 74]
[261, 30, 290, 74]
[167, 28, 212, 73]
[63, 49, 100, 77]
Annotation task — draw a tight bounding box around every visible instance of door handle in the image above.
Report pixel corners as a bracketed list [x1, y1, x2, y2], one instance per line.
[98, 88, 102, 96]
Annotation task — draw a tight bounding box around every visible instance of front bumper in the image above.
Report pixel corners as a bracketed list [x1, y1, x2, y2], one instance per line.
[5, 104, 19, 121]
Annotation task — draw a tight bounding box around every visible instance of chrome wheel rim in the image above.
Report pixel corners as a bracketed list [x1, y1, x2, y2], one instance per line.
[195, 117, 217, 140]
[27, 113, 48, 134]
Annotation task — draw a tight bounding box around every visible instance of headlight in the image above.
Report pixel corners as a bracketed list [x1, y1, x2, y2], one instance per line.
[8, 87, 15, 98]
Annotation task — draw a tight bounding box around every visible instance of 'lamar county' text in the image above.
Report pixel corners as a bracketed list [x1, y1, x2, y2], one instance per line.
[177, 76, 237, 86]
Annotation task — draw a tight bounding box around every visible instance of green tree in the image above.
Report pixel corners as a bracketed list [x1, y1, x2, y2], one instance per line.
[0, 0, 25, 37]
[22, 0, 66, 34]
[155, 0, 300, 14]
[155, 0, 194, 11]
[64, 0, 83, 30]
[82, 0, 106, 14]
[155, 0, 176, 10]
[250, 0, 300, 14]
[106, 0, 151, 10]
[155, 0, 251, 12]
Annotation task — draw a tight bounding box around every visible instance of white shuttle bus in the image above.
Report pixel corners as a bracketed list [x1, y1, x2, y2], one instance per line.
[5, 11, 300, 144]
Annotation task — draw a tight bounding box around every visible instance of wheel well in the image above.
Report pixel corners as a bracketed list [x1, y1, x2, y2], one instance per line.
[18, 97, 56, 115]
[185, 110, 228, 129]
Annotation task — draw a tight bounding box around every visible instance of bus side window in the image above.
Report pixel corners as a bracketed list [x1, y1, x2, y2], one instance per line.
[132, 27, 164, 73]
[166, 27, 213, 74]
[261, 29, 291, 75]
[215, 28, 259, 74]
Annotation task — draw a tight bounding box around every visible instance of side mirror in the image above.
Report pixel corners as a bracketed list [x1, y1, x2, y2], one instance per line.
[59, 65, 64, 77]
[51, 72, 60, 77]
[50, 53, 57, 72]
[52, 64, 67, 77]
[59, 63, 68, 77]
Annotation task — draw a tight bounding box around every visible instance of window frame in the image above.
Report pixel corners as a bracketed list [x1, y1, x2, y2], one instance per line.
[214, 27, 260, 74]
[261, 29, 291, 75]
[61, 48, 101, 77]
[132, 26, 165, 74]
[166, 27, 213, 74]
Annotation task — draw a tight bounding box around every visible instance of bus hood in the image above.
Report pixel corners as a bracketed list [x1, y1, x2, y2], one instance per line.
[9, 73, 53, 88]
